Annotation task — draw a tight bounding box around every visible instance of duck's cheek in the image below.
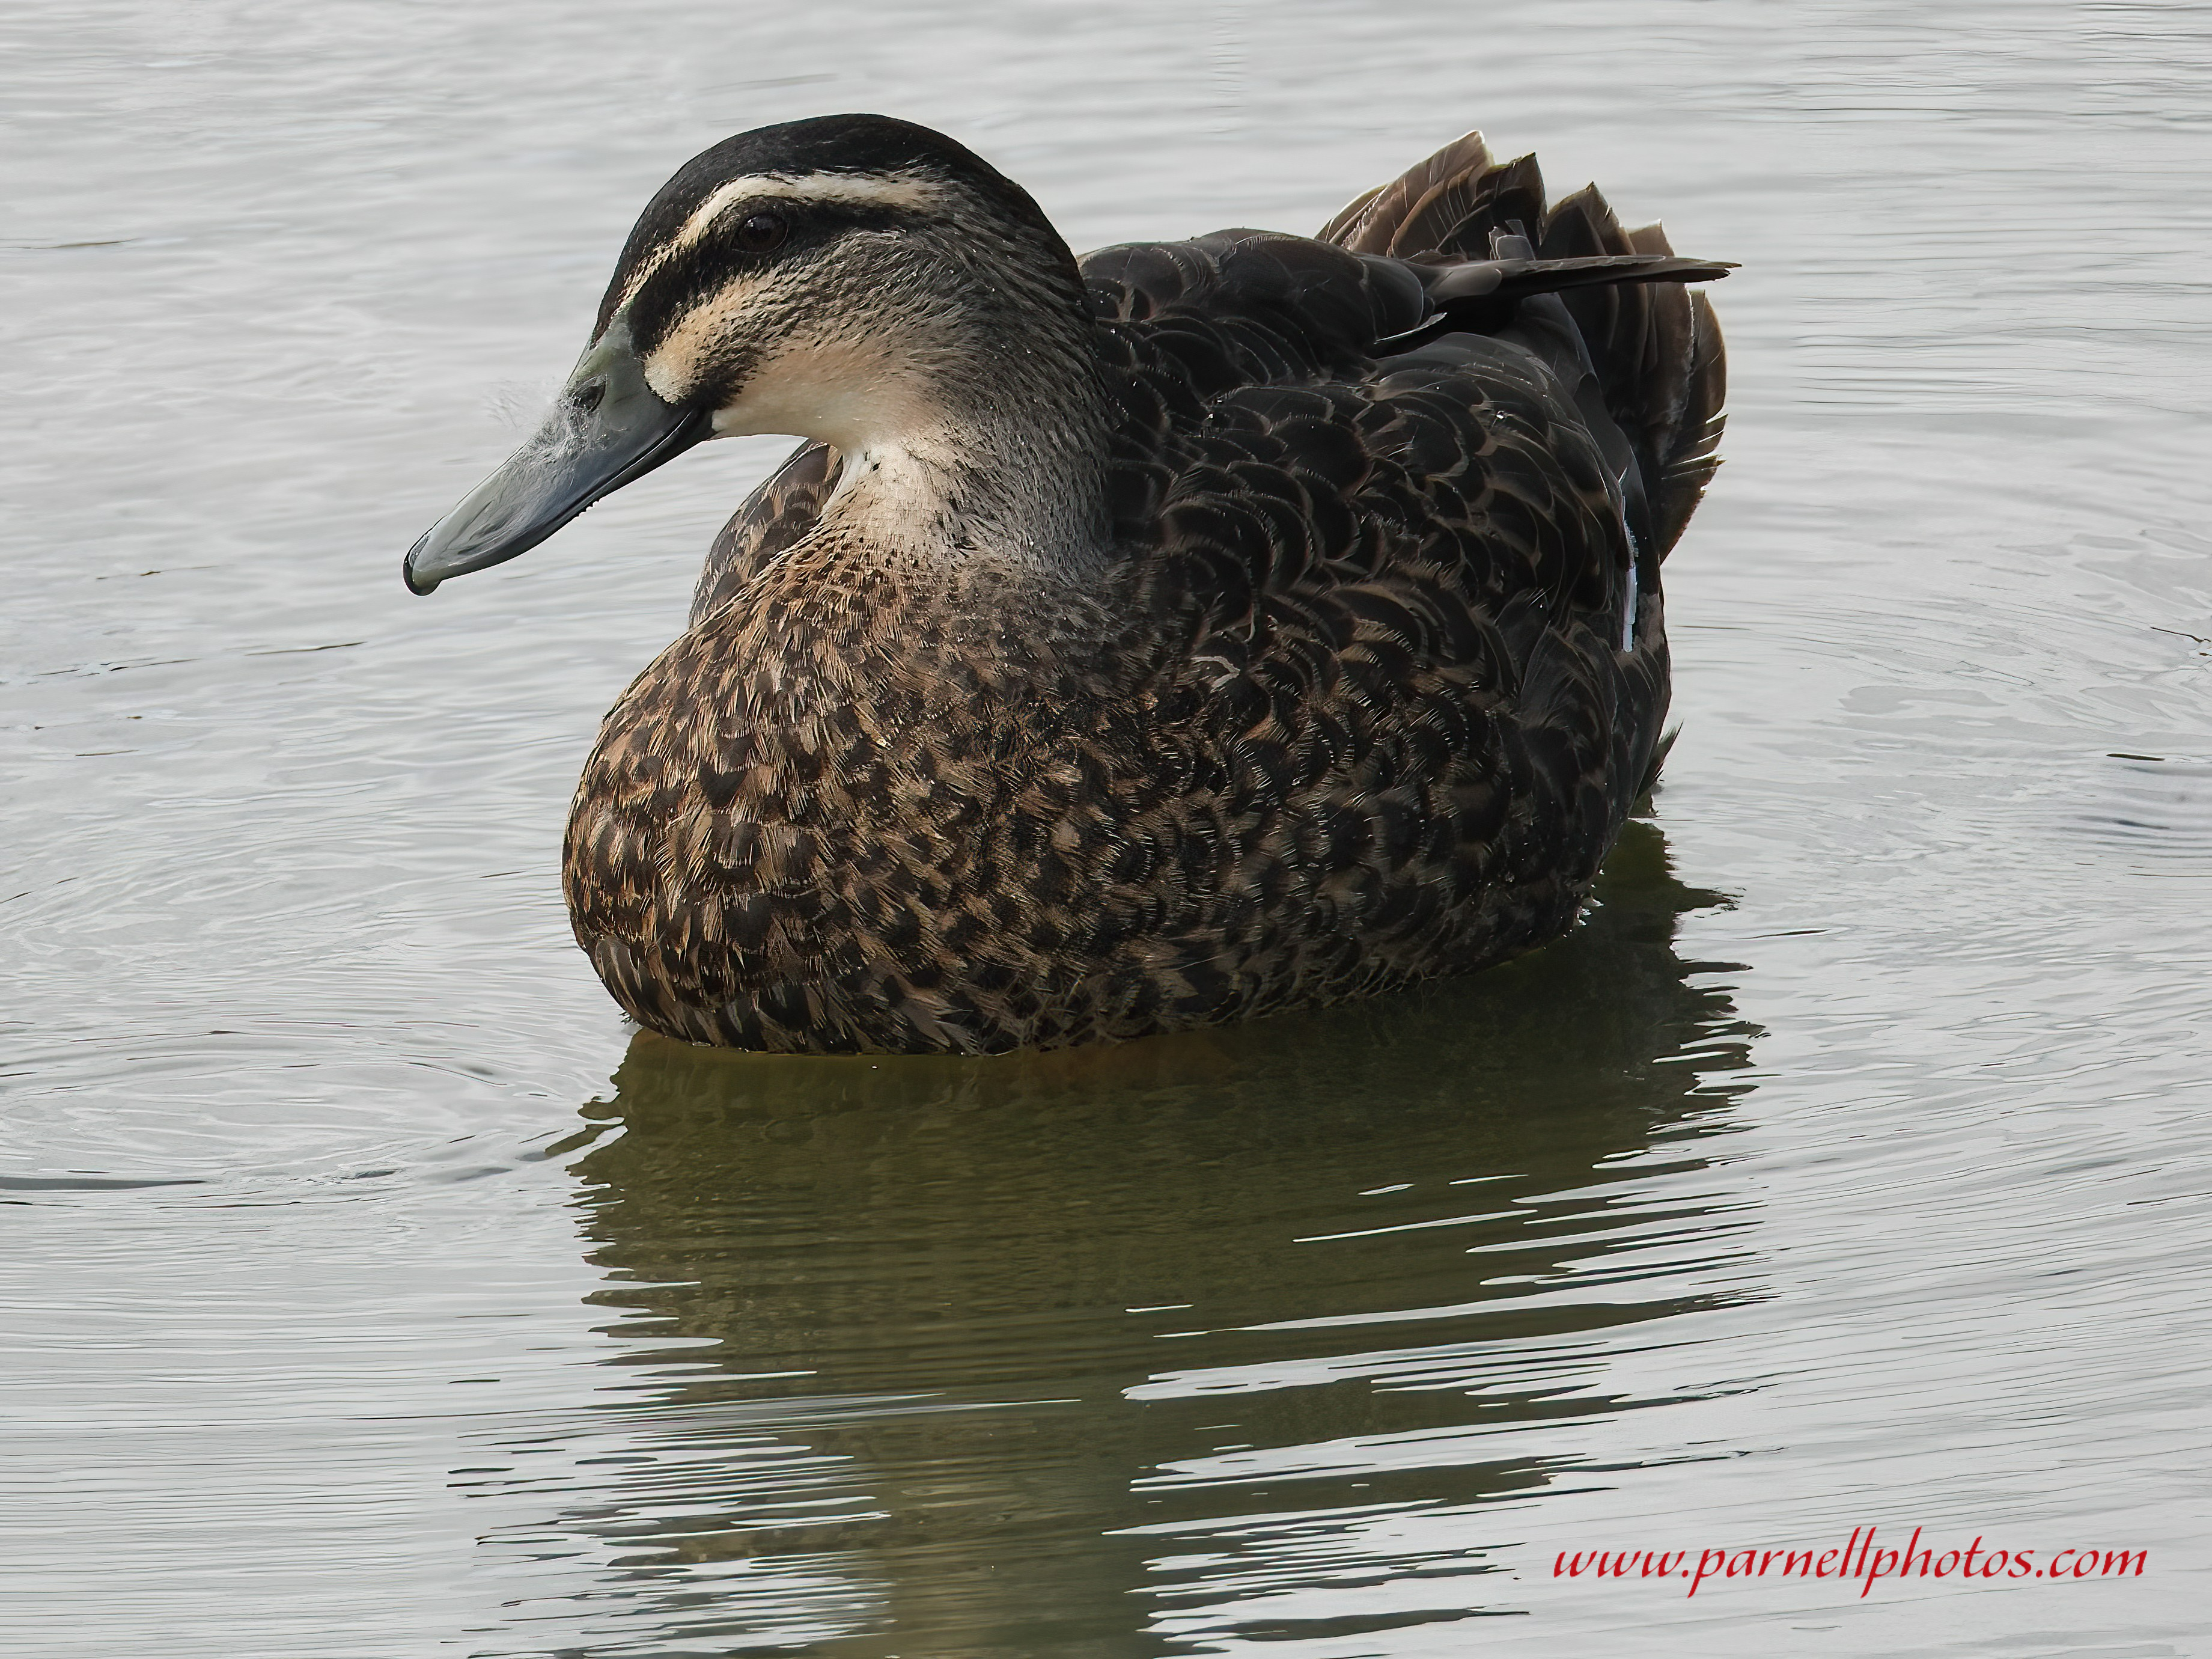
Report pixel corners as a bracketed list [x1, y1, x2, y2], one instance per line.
[639, 278, 782, 403]
[710, 374, 852, 441]
[704, 341, 922, 452]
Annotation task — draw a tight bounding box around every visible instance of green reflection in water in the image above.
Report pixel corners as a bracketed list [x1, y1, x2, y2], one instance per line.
[537, 822, 1756, 1656]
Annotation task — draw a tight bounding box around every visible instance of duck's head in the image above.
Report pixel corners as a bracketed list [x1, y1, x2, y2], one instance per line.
[404, 115, 1092, 594]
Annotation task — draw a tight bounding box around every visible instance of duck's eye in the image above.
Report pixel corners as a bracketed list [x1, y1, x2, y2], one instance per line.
[734, 212, 788, 253]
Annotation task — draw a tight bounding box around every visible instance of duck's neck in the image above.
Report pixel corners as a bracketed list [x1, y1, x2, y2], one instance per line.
[751, 311, 1118, 579]
[821, 407, 1112, 576]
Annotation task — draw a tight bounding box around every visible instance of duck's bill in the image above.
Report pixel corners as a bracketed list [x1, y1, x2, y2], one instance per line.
[403, 323, 711, 595]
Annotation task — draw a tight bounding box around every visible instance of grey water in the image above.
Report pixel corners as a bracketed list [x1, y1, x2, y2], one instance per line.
[4, 2, 2208, 1654]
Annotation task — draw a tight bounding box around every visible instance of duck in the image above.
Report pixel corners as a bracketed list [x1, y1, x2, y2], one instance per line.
[404, 115, 1729, 1055]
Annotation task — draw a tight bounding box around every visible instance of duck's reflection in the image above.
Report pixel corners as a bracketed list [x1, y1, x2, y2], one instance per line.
[541, 822, 1755, 1656]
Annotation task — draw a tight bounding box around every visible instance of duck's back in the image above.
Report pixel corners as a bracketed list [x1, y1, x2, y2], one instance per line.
[584, 134, 1726, 1053]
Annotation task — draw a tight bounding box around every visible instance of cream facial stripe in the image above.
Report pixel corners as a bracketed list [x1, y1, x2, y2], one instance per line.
[615, 171, 946, 312]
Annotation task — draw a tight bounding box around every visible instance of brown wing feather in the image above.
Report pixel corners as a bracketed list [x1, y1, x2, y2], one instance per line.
[688, 440, 838, 623]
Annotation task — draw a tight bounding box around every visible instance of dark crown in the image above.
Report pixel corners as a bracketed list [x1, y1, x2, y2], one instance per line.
[595, 116, 1069, 335]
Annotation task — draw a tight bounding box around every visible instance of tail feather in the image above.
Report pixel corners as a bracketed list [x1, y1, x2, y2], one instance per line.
[1321, 135, 1727, 560]
[1660, 290, 1726, 555]
[1539, 188, 1727, 560]
[1397, 151, 1546, 259]
[1319, 132, 1496, 251]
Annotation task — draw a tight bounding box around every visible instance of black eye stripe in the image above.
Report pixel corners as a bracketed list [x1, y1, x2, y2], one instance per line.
[617, 200, 925, 355]
[702, 198, 917, 254]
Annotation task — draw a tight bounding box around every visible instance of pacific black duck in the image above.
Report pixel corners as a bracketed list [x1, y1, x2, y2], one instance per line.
[405, 115, 1729, 1054]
